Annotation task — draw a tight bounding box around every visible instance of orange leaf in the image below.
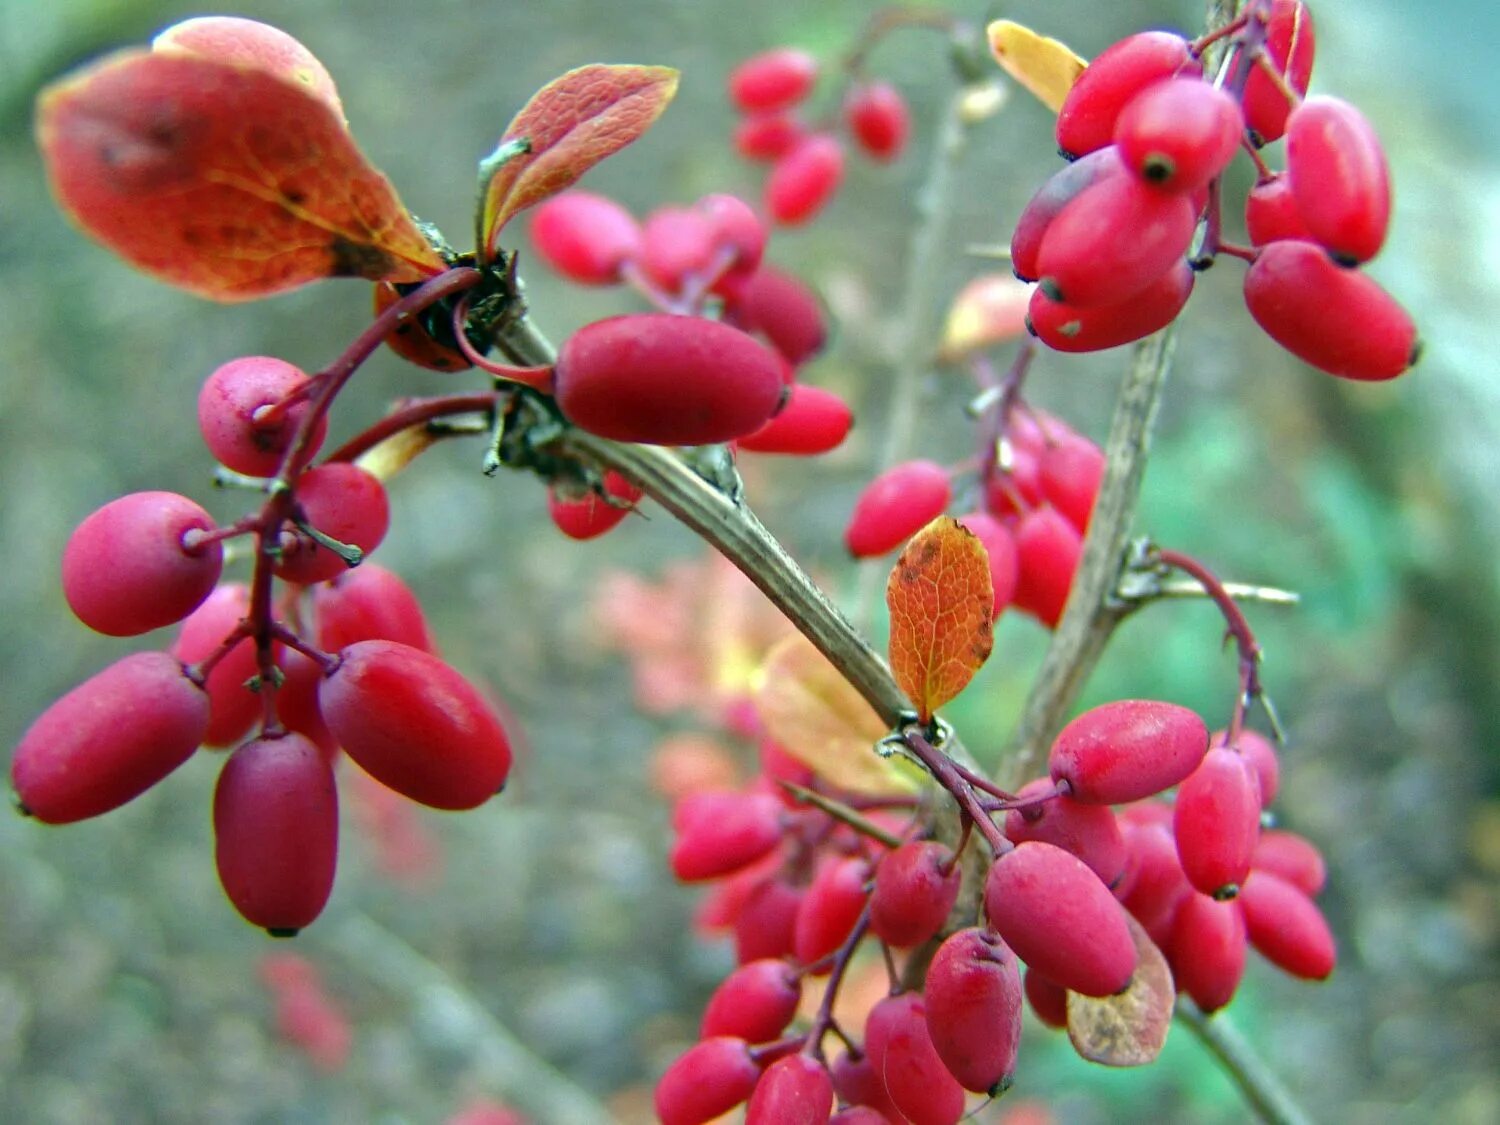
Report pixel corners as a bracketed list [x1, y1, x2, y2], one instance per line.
[1066, 915, 1174, 1066]
[481, 64, 679, 256]
[939, 274, 1034, 361]
[886, 517, 994, 723]
[36, 51, 446, 301]
[986, 19, 1088, 113]
[754, 635, 918, 798]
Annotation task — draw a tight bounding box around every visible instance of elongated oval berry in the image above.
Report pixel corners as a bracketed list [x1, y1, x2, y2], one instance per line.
[923, 928, 1022, 1094]
[735, 110, 807, 162]
[1115, 77, 1243, 193]
[701, 958, 801, 1042]
[62, 491, 222, 636]
[275, 646, 336, 754]
[864, 992, 966, 1125]
[845, 81, 910, 162]
[314, 563, 434, 653]
[1245, 173, 1311, 247]
[793, 855, 871, 967]
[767, 134, 845, 226]
[736, 384, 853, 455]
[529, 191, 641, 285]
[1056, 31, 1202, 158]
[1028, 256, 1194, 354]
[698, 193, 768, 292]
[214, 732, 337, 935]
[954, 512, 1019, 613]
[983, 841, 1136, 996]
[870, 841, 962, 948]
[732, 264, 827, 365]
[199, 355, 327, 476]
[1242, 0, 1316, 145]
[729, 48, 819, 113]
[640, 205, 718, 293]
[1119, 821, 1193, 948]
[546, 470, 643, 540]
[1286, 95, 1391, 264]
[1050, 699, 1209, 804]
[746, 1053, 834, 1124]
[1244, 240, 1419, 380]
[844, 460, 952, 558]
[1010, 146, 1127, 283]
[170, 582, 261, 748]
[318, 640, 511, 810]
[1166, 891, 1247, 1012]
[655, 1036, 762, 1125]
[1174, 746, 1262, 899]
[1012, 504, 1081, 628]
[1003, 779, 1127, 887]
[1212, 727, 1280, 806]
[1239, 871, 1336, 979]
[275, 463, 390, 585]
[671, 790, 785, 881]
[829, 1050, 904, 1121]
[1036, 173, 1198, 307]
[1024, 966, 1069, 1029]
[12, 652, 209, 823]
[555, 314, 785, 445]
[735, 877, 804, 964]
[1252, 829, 1327, 895]
[1038, 432, 1105, 533]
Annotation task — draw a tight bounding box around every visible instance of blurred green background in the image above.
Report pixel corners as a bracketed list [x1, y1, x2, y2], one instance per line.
[1, 0, 1496, 1122]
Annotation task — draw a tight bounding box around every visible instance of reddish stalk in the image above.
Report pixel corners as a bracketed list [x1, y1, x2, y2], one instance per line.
[323, 392, 501, 464]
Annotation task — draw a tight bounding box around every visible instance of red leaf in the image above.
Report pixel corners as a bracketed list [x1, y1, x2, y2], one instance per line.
[36, 51, 446, 301]
[886, 517, 995, 723]
[481, 64, 679, 256]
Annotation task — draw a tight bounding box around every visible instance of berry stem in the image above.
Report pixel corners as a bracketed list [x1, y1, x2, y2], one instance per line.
[802, 901, 874, 1064]
[777, 780, 907, 848]
[322, 392, 501, 465]
[901, 728, 1009, 857]
[449, 297, 556, 390]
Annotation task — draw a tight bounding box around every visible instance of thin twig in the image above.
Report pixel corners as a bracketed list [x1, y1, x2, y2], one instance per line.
[1176, 999, 1316, 1125]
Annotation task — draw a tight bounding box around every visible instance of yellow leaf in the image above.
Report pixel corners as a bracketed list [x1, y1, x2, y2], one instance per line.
[1066, 915, 1174, 1066]
[939, 274, 1034, 362]
[886, 517, 994, 723]
[754, 635, 918, 798]
[986, 19, 1088, 114]
[354, 422, 440, 481]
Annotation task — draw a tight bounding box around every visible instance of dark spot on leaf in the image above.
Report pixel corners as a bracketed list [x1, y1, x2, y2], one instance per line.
[328, 236, 394, 279]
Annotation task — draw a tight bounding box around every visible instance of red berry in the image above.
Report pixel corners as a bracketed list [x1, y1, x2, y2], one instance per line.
[1012, 504, 1081, 628]
[698, 193, 768, 292]
[845, 81, 911, 162]
[767, 134, 845, 226]
[735, 877, 804, 963]
[655, 1036, 762, 1125]
[1023, 966, 1069, 1029]
[170, 582, 261, 748]
[1115, 77, 1243, 193]
[1252, 829, 1327, 895]
[1118, 820, 1194, 948]
[1036, 172, 1198, 307]
[1245, 172, 1311, 246]
[1244, 239, 1418, 380]
[829, 1109, 893, 1125]
[729, 48, 819, 113]
[528, 191, 641, 285]
[923, 928, 1023, 1094]
[314, 563, 435, 653]
[275, 463, 390, 585]
[701, 958, 802, 1043]
[1049, 699, 1210, 804]
[11, 651, 208, 823]
[1174, 746, 1262, 899]
[640, 205, 719, 293]
[1056, 31, 1203, 158]
[983, 841, 1137, 996]
[62, 491, 222, 636]
[1240, 870, 1336, 979]
[214, 732, 338, 935]
[954, 512, 1019, 613]
[671, 790, 785, 881]
[546, 470, 643, 540]
[1286, 95, 1391, 264]
[1242, 0, 1316, 145]
[1028, 257, 1194, 353]
[1166, 891, 1247, 1012]
[1011, 146, 1128, 283]
[869, 841, 962, 948]
[844, 460, 951, 558]
[274, 646, 336, 755]
[198, 355, 326, 476]
[745, 1053, 834, 1125]
[318, 640, 511, 810]
[736, 384, 853, 455]
[1038, 431, 1106, 532]
[793, 855, 871, 968]
[1212, 727, 1280, 806]
[555, 314, 786, 445]
[734, 111, 807, 162]
[830, 1050, 904, 1121]
[1003, 779, 1127, 888]
[864, 992, 967, 1125]
[731, 264, 827, 365]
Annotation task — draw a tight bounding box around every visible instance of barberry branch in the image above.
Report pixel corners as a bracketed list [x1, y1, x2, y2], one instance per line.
[1176, 999, 1314, 1125]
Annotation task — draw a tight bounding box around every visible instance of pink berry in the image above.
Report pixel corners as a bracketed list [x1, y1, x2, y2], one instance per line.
[198, 355, 326, 477]
[700, 958, 802, 1043]
[1286, 95, 1391, 264]
[1114, 77, 1244, 194]
[1003, 778, 1128, 888]
[1049, 699, 1209, 804]
[1011, 147, 1128, 283]
[1212, 727, 1280, 806]
[274, 463, 390, 585]
[655, 1036, 762, 1125]
[1118, 820, 1194, 948]
[735, 877, 804, 964]
[793, 855, 871, 967]
[1038, 431, 1106, 532]
[639, 205, 719, 294]
[731, 264, 827, 365]
[670, 790, 785, 882]
[729, 48, 819, 113]
[844, 460, 951, 558]
[313, 563, 435, 653]
[1166, 891, 1247, 1012]
[767, 134, 845, 226]
[1240, 870, 1336, 979]
[528, 191, 641, 285]
[1023, 966, 1069, 1029]
[1242, 0, 1316, 146]
[864, 992, 967, 1125]
[1174, 746, 1263, 899]
[745, 1053, 834, 1124]
[869, 841, 962, 948]
[1012, 504, 1082, 628]
[170, 582, 261, 748]
[546, 470, 643, 540]
[1252, 829, 1327, 895]
[735, 111, 807, 162]
[736, 384, 853, 455]
[1056, 31, 1203, 158]
[1028, 257, 1195, 354]
[845, 81, 911, 162]
[1245, 172, 1311, 247]
[923, 928, 1023, 1094]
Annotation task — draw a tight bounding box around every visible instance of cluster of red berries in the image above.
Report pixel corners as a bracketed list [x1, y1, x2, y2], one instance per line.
[727, 47, 913, 226]
[1014, 0, 1418, 380]
[653, 695, 1333, 1123]
[10, 353, 514, 935]
[845, 408, 1103, 629]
